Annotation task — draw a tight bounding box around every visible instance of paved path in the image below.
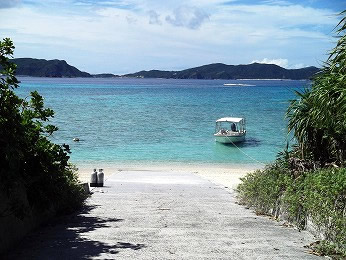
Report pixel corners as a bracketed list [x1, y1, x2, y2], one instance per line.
[6, 171, 319, 259]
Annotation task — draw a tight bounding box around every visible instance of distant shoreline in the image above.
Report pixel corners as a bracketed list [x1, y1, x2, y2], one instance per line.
[17, 75, 311, 81]
[12, 58, 319, 80]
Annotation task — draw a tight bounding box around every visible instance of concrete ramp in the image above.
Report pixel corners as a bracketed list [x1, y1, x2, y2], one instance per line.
[5, 171, 318, 259]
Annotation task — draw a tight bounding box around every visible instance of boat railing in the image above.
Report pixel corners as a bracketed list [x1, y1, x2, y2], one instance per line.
[215, 129, 245, 136]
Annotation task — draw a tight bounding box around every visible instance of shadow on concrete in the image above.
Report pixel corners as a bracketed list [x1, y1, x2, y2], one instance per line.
[3, 204, 146, 259]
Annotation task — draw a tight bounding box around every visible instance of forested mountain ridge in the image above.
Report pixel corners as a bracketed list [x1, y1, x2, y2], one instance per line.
[11, 58, 92, 77]
[9, 58, 319, 79]
[125, 63, 319, 80]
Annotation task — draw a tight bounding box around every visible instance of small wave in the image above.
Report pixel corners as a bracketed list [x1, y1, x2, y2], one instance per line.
[223, 83, 256, 87]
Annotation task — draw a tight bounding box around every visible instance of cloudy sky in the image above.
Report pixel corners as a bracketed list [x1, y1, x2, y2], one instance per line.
[0, 0, 344, 74]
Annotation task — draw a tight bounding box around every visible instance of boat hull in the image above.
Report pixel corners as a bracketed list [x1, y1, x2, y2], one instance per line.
[214, 134, 245, 144]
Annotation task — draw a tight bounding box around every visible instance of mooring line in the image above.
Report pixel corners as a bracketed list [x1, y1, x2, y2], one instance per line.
[225, 135, 267, 166]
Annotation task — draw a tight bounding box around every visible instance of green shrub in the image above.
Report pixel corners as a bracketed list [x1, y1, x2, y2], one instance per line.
[286, 11, 346, 167]
[238, 12, 346, 258]
[0, 38, 87, 219]
[237, 165, 291, 214]
[237, 166, 346, 257]
[302, 168, 345, 248]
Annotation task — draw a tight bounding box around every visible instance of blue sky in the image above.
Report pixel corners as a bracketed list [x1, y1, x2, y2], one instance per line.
[0, 0, 344, 74]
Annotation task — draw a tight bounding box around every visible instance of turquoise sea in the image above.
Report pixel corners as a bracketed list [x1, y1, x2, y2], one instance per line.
[17, 77, 309, 168]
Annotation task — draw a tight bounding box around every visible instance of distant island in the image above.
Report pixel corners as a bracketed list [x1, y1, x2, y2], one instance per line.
[12, 58, 93, 78]
[125, 63, 319, 80]
[11, 58, 319, 80]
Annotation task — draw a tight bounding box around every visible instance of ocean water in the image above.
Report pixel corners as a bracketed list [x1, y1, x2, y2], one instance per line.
[17, 77, 309, 168]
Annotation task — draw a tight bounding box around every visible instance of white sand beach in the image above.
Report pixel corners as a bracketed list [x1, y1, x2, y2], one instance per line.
[77, 163, 262, 191]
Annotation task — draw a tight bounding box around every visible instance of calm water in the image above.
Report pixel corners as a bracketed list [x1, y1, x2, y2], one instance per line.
[17, 77, 309, 167]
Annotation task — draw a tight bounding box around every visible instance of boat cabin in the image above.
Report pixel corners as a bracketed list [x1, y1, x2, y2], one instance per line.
[214, 117, 246, 143]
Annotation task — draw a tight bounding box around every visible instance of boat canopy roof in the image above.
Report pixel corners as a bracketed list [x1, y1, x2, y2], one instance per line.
[216, 117, 244, 123]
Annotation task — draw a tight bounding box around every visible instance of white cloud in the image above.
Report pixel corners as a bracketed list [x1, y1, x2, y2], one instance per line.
[291, 63, 305, 69]
[251, 58, 309, 69]
[251, 58, 289, 67]
[165, 6, 209, 29]
[261, 0, 291, 6]
[148, 10, 161, 25]
[0, 0, 337, 73]
[126, 15, 137, 24]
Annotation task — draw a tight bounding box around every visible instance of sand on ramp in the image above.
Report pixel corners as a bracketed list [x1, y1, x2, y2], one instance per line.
[76, 163, 261, 191]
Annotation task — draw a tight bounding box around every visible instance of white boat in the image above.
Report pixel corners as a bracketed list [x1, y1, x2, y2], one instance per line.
[214, 117, 246, 143]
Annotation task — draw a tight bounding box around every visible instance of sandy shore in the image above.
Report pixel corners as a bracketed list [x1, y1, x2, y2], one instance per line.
[76, 163, 263, 191]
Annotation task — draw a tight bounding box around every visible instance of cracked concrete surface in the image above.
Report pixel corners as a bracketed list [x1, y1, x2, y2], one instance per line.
[5, 171, 319, 259]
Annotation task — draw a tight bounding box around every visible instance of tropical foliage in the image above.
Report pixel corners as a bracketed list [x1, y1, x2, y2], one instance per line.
[0, 38, 87, 219]
[237, 11, 346, 258]
[237, 165, 346, 257]
[286, 10, 346, 167]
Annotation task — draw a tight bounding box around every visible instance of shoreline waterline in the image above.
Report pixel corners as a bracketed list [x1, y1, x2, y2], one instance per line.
[76, 161, 263, 190]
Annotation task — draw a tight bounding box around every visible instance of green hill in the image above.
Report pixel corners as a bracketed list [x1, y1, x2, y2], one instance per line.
[9, 58, 319, 79]
[11, 58, 92, 77]
[125, 63, 319, 80]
